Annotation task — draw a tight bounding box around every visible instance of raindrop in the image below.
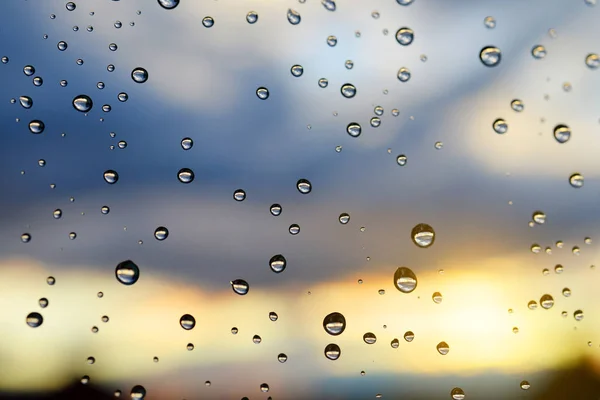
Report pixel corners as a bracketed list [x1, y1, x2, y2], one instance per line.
[66, 2, 76, 11]
[520, 381, 531, 390]
[287, 9, 301, 25]
[130, 385, 146, 400]
[480, 46, 502, 67]
[396, 27, 414, 45]
[322, 0, 336, 11]
[390, 338, 400, 348]
[23, 65, 35, 76]
[260, 383, 270, 393]
[57, 41, 68, 51]
[341, 83, 357, 98]
[569, 173, 584, 188]
[270, 204, 282, 216]
[346, 122, 362, 137]
[540, 294, 554, 309]
[397, 67, 411, 82]
[21, 233, 31, 243]
[181, 137, 193, 150]
[103, 170, 118, 184]
[532, 211, 546, 224]
[19, 96, 32, 109]
[115, 260, 140, 285]
[186, 343, 194, 351]
[339, 213, 350, 224]
[327, 35, 337, 47]
[553, 124, 571, 143]
[372, 11, 380, 19]
[436, 341, 450, 355]
[278, 353, 287, 363]
[363, 332, 377, 344]
[374, 106, 384, 116]
[345, 60, 354, 70]
[324, 343, 341, 360]
[180, 314, 196, 330]
[528, 300, 538, 310]
[432, 292, 443, 304]
[231, 327, 238, 334]
[573, 246, 580, 255]
[87, 357, 96, 365]
[531, 244, 541, 253]
[233, 189, 246, 201]
[114, 21, 122, 28]
[393, 267, 417, 293]
[253, 335, 262, 344]
[484, 16, 496, 29]
[26, 312, 43, 327]
[289, 224, 300, 235]
[97, 292, 103, 298]
[231, 279, 249, 295]
[28, 120, 45, 134]
[73, 95, 93, 112]
[69, 232, 77, 240]
[102, 104, 111, 113]
[118, 92, 128, 102]
[434, 141, 443, 150]
[532, 45, 547, 59]
[291, 64, 304, 77]
[318, 78, 329, 88]
[323, 312, 346, 336]
[202, 17, 214, 27]
[177, 168, 194, 184]
[38, 298, 48, 308]
[47, 277, 55, 285]
[296, 179, 312, 194]
[256, 87, 269, 100]
[397, 155, 408, 166]
[154, 226, 169, 240]
[269, 254, 286, 273]
[101, 206, 110, 215]
[555, 264, 564, 274]
[81, 376, 90, 384]
[158, 0, 179, 10]
[269, 312, 278, 321]
[451, 388, 466, 400]
[562, 288, 571, 297]
[118, 141, 127, 149]
[411, 223, 435, 248]
[586, 53, 599, 69]
[131, 67, 148, 83]
[33, 77, 43, 86]
[246, 11, 258, 24]
[574, 309, 584, 321]
[511, 99, 524, 112]
[493, 119, 508, 134]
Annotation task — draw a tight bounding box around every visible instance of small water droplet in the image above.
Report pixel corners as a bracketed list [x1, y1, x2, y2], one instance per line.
[177, 168, 194, 184]
[233, 189, 246, 201]
[256, 87, 269, 100]
[322, 0, 336, 11]
[511, 99, 524, 112]
[574, 309, 584, 321]
[131, 67, 148, 83]
[28, 120, 45, 134]
[318, 78, 329, 88]
[396, 155, 408, 166]
[323, 312, 346, 335]
[296, 179, 312, 194]
[432, 292, 443, 304]
[21, 233, 31, 243]
[396, 27, 414, 45]
[436, 341, 450, 355]
[553, 124, 571, 143]
[87, 356, 95, 365]
[186, 343, 194, 351]
[154, 226, 169, 241]
[253, 335, 262, 344]
[540, 294, 554, 309]
[397, 67, 411, 82]
[269, 254, 286, 273]
[338, 213, 350, 224]
[324, 343, 341, 360]
[130, 385, 146, 400]
[287, 9, 301, 25]
[246, 11, 258, 24]
[493, 119, 508, 134]
[202, 16, 214, 27]
[434, 141, 443, 150]
[363, 332, 377, 344]
[326, 35, 337, 47]
[562, 287, 571, 297]
[231, 279, 249, 295]
[290, 64, 304, 77]
[115, 260, 140, 285]
[103, 170, 118, 184]
[532, 211, 546, 224]
[569, 173, 584, 188]
[411, 223, 435, 248]
[346, 122, 362, 137]
[586, 53, 599, 69]
[555, 264, 563, 274]
[528, 300, 538, 310]
[532, 45, 547, 59]
[101, 206, 110, 215]
[289, 224, 300, 235]
[26, 311, 43, 328]
[47, 276, 55, 285]
[278, 353, 287, 363]
[268, 311, 278, 322]
[520, 381, 531, 390]
[341, 83, 357, 98]
[179, 314, 196, 330]
[57, 41, 68, 51]
[73, 95, 93, 112]
[480, 46, 502, 67]
[270, 204, 282, 216]
[66, 2, 76, 11]
[451, 388, 466, 400]
[484, 16, 496, 29]
[394, 267, 417, 293]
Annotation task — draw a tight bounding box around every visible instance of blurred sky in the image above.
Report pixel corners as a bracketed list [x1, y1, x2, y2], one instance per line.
[0, 0, 599, 399]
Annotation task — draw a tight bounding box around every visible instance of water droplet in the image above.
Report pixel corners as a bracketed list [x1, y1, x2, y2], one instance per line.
[397, 0, 414, 4]
[344, 60, 354, 70]
[57, 41, 68, 51]
[432, 292, 443, 304]
[493, 119, 508, 134]
[569, 173, 584, 188]
[186, 343, 194, 351]
[555, 264, 564, 274]
[289, 224, 300, 235]
[511, 99, 524, 112]
[323, 312, 346, 335]
[73, 95, 93, 112]
[21, 233, 31, 243]
[574, 309, 584, 321]
[38, 297, 48, 308]
[378, 289, 385, 295]
[586, 53, 599, 69]
[434, 141, 443, 150]
[131, 67, 148, 83]
[339, 213, 350, 224]
[86, 356, 96, 365]
[520, 381, 531, 390]
[436, 341, 450, 355]
[268, 312, 278, 322]
[324, 343, 341, 360]
[97, 292, 103, 298]
[374, 106, 384, 116]
[341, 83, 357, 98]
[130, 385, 146, 400]
[259, 383, 270, 393]
[290, 64, 304, 77]
[287, 9, 301, 25]
[553, 124, 571, 143]
[231, 327, 238, 334]
[231, 279, 249, 295]
[101, 206, 110, 214]
[269, 254, 286, 273]
[322, 0, 336, 11]
[363, 332, 377, 344]
[586, 0, 597, 6]
[114, 21, 122, 28]
[154, 226, 169, 241]
[531, 244, 541, 254]
[26, 311, 43, 328]
[102, 104, 112, 113]
[396, 27, 414, 45]
[114, 390, 122, 397]
[233, 189, 246, 201]
[81, 375, 90, 385]
[47, 276, 55, 285]
[23, 65, 35, 76]
[114, 260, 140, 285]
[256, 87, 269, 100]
[66, 2, 76, 11]
[540, 294, 554, 309]
[484, 16, 496, 29]
[179, 314, 196, 330]
[532, 211, 546, 224]
[116, 92, 129, 103]
[318, 78, 329, 88]
[278, 353, 287, 363]
[573, 246, 581, 255]
[17, 96, 33, 109]
[177, 168, 194, 184]
[480, 46, 502, 67]
[397, 67, 411, 82]
[69, 232, 77, 240]
[346, 122, 362, 137]
[451, 388, 466, 400]
[411, 223, 435, 248]
[33, 76, 43, 86]
[246, 11, 258, 24]
[393, 267, 417, 293]
[103, 170, 118, 184]
[158, 0, 179, 10]
[532, 45, 547, 59]
[296, 179, 312, 194]
[201, 16, 214, 27]
[396, 154, 408, 166]
[270, 204, 282, 216]
[117, 140, 127, 149]
[253, 335, 262, 344]
[28, 120, 45, 134]
[528, 300, 538, 310]
[180, 137, 194, 150]
[562, 287, 571, 297]
[326, 35, 337, 47]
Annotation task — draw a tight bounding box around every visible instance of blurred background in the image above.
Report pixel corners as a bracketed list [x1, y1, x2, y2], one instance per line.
[0, 0, 599, 399]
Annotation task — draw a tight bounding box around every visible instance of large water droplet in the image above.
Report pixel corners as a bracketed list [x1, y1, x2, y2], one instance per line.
[57, 41, 68, 51]
[289, 224, 300, 235]
[296, 179, 312, 194]
[246, 11, 258, 24]
[562, 288, 571, 297]
[179, 314, 196, 330]
[404, 331, 415, 342]
[396, 27, 414, 45]
[527, 300, 538, 310]
[181, 137, 193, 150]
[260, 383, 270, 393]
[19, 96, 33, 109]
[270, 204, 282, 216]
[73, 95, 93, 112]
[252, 335, 262, 344]
[347, 122, 361, 137]
[287, 9, 301, 25]
[290, 64, 304, 77]
[540, 294, 554, 309]
[231, 279, 249, 295]
[154, 226, 169, 240]
[202, 16, 214, 27]
[26, 312, 43, 327]
[411, 223, 435, 248]
[115, 260, 140, 285]
[157, 0, 179, 10]
[493, 119, 508, 134]
[451, 388, 465, 400]
[103, 170, 119, 184]
[269, 254, 286, 273]
[586, 53, 599, 69]
[177, 168, 194, 184]
[66, 2, 76, 11]
[339, 213, 350, 224]
[436, 341, 450, 355]
[131, 67, 148, 84]
[480, 46, 502, 67]
[394, 267, 417, 293]
[391, 338, 400, 348]
[323, 312, 346, 336]
[130, 385, 146, 399]
[324, 343, 341, 360]
[341, 83, 357, 98]
[569, 173, 584, 188]
[363, 332, 377, 344]
[256, 87, 269, 100]
[397, 155, 408, 166]
[23, 65, 35, 76]
[553, 124, 571, 143]
[28, 120, 45, 134]
[532, 45, 547, 59]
